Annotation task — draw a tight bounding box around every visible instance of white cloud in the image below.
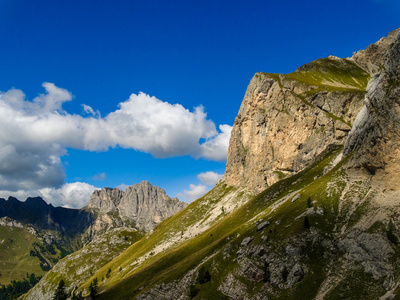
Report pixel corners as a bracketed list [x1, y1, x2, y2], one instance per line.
[199, 124, 232, 161]
[39, 182, 99, 208]
[197, 171, 223, 186]
[0, 182, 99, 209]
[82, 104, 101, 117]
[0, 84, 232, 197]
[104, 93, 223, 158]
[177, 184, 208, 203]
[178, 171, 224, 202]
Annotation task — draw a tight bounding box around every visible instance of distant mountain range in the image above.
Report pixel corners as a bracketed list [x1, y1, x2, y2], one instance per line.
[0, 196, 92, 237]
[0, 181, 187, 286]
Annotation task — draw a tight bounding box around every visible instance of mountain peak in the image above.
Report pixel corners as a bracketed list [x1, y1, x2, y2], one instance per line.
[25, 196, 48, 207]
[87, 181, 187, 234]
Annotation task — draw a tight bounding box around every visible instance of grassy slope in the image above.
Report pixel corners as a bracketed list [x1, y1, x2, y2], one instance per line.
[260, 57, 369, 130]
[287, 57, 370, 91]
[0, 226, 45, 285]
[77, 184, 248, 292]
[30, 57, 374, 299]
[80, 58, 372, 299]
[22, 228, 145, 300]
[93, 145, 344, 300]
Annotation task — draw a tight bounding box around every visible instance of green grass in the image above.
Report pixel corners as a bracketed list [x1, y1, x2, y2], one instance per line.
[35, 228, 145, 292]
[325, 270, 386, 300]
[91, 145, 344, 299]
[257, 58, 368, 130]
[287, 57, 370, 91]
[0, 226, 45, 285]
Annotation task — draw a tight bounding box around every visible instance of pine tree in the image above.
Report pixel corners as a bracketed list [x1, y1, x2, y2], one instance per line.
[53, 279, 68, 300]
[89, 278, 98, 299]
[304, 216, 310, 229]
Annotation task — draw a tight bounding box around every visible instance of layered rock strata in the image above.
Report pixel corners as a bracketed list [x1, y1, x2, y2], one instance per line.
[86, 181, 187, 236]
[344, 30, 400, 190]
[223, 28, 400, 194]
[224, 60, 367, 193]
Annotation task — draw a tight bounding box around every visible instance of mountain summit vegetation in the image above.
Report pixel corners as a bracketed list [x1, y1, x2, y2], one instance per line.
[19, 27, 400, 299]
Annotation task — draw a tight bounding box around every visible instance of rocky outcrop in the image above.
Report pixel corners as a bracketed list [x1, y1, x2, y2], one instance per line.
[223, 29, 400, 195]
[344, 30, 400, 190]
[223, 59, 367, 193]
[85, 181, 187, 236]
[350, 27, 400, 75]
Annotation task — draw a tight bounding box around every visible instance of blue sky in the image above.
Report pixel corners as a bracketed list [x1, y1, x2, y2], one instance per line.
[0, 0, 398, 207]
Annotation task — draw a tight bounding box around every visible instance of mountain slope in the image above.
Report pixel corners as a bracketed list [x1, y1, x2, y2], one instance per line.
[85, 181, 188, 239]
[0, 197, 92, 240]
[25, 228, 145, 300]
[1, 182, 186, 297]
[223, 56, 367, 194]
[25, 27, 400, 300]
[0, 218, 45, 285]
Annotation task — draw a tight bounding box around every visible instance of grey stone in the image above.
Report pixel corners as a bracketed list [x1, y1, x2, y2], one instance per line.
[241, 236, 254, 247]
[285, 245, 301, 257]
[291, 194, 300, 203]
[85, 181, 188, 238]
[257, 220, 270, 231]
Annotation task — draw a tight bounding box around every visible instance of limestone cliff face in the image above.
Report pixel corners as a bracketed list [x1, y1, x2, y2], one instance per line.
[345, 30, 400, 190]
[223, 59, 367, 193]
[85, 181, 187, 237]
[86, 188, 124, 213]
[223, 29, 400, 194]
[350, 27, 400, 75]
[119, 181, 186, 230]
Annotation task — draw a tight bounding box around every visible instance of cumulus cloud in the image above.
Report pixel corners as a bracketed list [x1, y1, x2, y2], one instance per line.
[0, 182, 99, 209]
[178, 171, 224, 202]
[197, 171, 223, 186]
[0, 83, 232, 205]
[177, 184, 208, 203]
[82, 104, 101, 117]
[199, 124, 232, 161]
[39, 182, 99, 208]
[116, 183, 130, 191]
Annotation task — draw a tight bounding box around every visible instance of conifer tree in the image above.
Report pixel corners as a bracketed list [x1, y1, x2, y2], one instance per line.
[53, 279, 68, 300]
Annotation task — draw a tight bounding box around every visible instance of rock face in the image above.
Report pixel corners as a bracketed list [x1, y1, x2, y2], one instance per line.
[223, 58, 368, 193]
[86, 181, 187, 235]
[223, 28, 400, 195]
[344, 29, 400, 190]
[350, 27, 400, 75]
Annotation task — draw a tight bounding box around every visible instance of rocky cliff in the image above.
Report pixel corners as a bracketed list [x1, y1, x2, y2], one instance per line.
[85, 181, 187, 237]
[350, 27, 400, 74]
[223, 58, 368, 193]
[223, 28, 400, 195]
[345, 29, 400, 180]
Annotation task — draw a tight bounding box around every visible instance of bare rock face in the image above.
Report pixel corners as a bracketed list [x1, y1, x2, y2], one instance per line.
[223, 59, 367, 193]
[223, 29, 400, 195]
[86, 188, 124, 213]
[85, 181, 187, 238]
[119, 181, 186, 230]
[350, 27, 400, 75]
[344, 30, 400, 189]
